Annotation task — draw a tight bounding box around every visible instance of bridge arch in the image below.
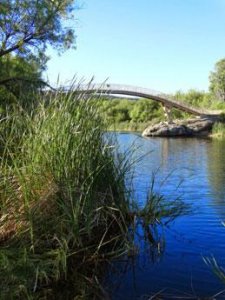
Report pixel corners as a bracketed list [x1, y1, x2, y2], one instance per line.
[75, 83, 221, 118]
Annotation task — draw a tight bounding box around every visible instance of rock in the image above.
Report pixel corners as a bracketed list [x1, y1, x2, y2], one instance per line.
[142, 118, 214, 137]
[186, 118, 214, 132]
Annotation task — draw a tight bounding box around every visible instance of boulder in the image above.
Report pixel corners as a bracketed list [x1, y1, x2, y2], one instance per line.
[142, 118, 214, 137]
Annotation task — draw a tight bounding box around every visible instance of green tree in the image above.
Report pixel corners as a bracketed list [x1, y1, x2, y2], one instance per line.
[174, 90, 205, 107]
[0, 54, 44, 107]
[0, 0, 77, 104]
[0, 0, 76, 61]
[130, 99, 162, 122]
[209, 58, 225, 101]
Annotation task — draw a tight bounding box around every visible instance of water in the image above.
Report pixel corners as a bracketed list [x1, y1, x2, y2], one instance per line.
[105, 133, 225, 299]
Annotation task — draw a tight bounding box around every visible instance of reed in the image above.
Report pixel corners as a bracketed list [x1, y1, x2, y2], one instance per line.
[0, 85, 132, 299]
[0, 84, 189, 299]
[204, 222, 225, 286]
[211, 122, 225, 139]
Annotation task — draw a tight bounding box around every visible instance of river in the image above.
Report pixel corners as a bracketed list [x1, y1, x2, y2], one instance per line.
[105, 133, 225, 299]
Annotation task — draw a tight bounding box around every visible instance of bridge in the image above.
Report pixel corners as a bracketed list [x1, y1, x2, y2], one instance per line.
[75, 83, 222, 122]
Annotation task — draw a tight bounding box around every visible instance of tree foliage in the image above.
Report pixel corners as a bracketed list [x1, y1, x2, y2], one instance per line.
[130, 99, 161, 122]
[0, 0, 77, 104]
[0, 54, 44, 107]
[174, 89, 206, 107]
[0, 0, 76, 61]
[98, 98, 164, 125]
[209, 58, 225, 101]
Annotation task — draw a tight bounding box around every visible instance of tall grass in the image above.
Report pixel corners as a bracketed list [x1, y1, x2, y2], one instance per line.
[0, 85, 189, 299]
[204, 222, 225, 288]
[0, 86, 132, 299]
[211, 122, 225, 139]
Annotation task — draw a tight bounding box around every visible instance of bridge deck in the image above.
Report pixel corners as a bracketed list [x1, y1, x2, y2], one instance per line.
[74, 83, 222, 117]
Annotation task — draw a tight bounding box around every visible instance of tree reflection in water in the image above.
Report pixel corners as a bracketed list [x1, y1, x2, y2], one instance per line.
[207, 138, 225, 219]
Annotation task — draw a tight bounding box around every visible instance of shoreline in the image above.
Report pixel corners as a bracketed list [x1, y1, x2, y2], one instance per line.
[108, 119, 225, 140]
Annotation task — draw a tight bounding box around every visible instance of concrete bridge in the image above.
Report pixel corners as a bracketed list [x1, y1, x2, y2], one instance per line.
[74, 83, 222, 122]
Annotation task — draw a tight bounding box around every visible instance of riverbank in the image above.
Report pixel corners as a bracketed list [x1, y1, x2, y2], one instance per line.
[98, 96, 225, 138]
[108, 120, 225, 140]
[0, 90, 189, 299]
[108, 121, 149, 132]
[0, 90, 133, 299]
[142, 118, 215, 138]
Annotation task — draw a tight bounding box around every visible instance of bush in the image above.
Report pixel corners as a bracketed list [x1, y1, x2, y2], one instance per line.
[174, 89, 225, 112]
[174, 90, 205, 107]
[130, 99, 162, 122]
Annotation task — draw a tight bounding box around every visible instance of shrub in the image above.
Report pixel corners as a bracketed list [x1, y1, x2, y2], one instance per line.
[130, 99, 162, 122]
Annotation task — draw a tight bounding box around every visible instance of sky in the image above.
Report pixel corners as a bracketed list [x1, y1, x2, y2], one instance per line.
[45, 0, 225, 93]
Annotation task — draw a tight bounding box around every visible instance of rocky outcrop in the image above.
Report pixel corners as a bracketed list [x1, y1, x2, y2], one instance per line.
[142, 118, 214, 137]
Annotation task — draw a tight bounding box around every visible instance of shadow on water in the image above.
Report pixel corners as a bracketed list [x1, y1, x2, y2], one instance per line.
[103, 133, 225, 300]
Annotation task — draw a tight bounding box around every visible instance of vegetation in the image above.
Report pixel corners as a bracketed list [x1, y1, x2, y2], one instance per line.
[97, 97, 165, 132]
[0, 88, 129, 298]
[0, 1, 76, 61]
[204, 256, 225, 284]
[0, 0, 77, 110]
[96, 90, 225, 132]
[209, 58, 225, 101]
[204, 223, 225, 288]
[0, 87, 189, 299]
[211, 122, 225, 139]
[171, 89, 225, 111]
[0, 54, 44, 110]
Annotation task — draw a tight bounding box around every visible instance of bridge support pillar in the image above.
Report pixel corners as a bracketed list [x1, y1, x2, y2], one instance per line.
[163, 104, 173, 124]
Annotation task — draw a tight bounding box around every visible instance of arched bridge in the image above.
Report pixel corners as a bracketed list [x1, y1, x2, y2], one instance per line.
[76, 83, 222, 119]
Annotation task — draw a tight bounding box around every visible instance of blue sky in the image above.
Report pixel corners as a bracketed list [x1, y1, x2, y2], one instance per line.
[45, 0, 225, 93]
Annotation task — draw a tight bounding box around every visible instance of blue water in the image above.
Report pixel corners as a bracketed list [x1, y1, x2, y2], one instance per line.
[106, 133, 225, 299]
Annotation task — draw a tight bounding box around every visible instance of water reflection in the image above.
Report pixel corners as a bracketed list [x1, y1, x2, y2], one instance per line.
[207, 139, 225, 220]
[105, 133, 225, 299]
[105, 222, 166, 299]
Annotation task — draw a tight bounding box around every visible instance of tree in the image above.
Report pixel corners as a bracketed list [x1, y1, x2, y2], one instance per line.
[0, 0, 77, 102]
[0, 54, 44, 106]
[130, 99, 161, 122]
[0, 0, 76, 61]
[209, 58, 225, 101]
